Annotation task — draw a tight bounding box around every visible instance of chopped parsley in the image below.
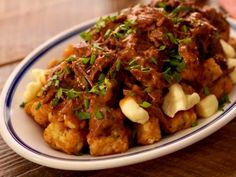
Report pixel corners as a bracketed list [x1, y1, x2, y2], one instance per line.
[178, 37, 192, 44]
[127, 91, 136, 97]
[113, 19, 136, 40]
[19, 102, 26, 108]
[51, 74, 60, 86]
[203, 86, 210, 96]
[66, 89, 81, 99]
[144, 87, 152, 93]
[56, 88, 63, 99]
[90, 54, 96, 64]
[158, 45, 166, 51]
[98, 73, 105, 83]
[172, 17, 184, 24]
[104, 29, 112, 39]
[218, 95, 231, 111]
[139, 101, 152, 108]
[150, 57, 158, 65]
[80, 31, 91, 42]
[90, 78, 110, 96]
[51, 88, 63, 107]
[95, 110, 104, 120]
[162, 50, 185, 83]
[95, 15, 116, 32]
[66, 56, 76, 62]
[51, 97, 60, 107]
[75, 111, 90, 120]
[35, 102, 42, 110]
[141, 67, 151, 72]
[51, 88, 81, 107]
[84, 99, 90, 110]
[166, 32, 178, 45]
[92, 43, 105, 51]
[115, 60, 121, 71]
[80, 57, 90, 65]
[182, 25, 189, 33]
[172, 6, 193, 15]
[64, 66, 72, 75]
[129, 59, 138, 66]
[156, 2, 167, 9]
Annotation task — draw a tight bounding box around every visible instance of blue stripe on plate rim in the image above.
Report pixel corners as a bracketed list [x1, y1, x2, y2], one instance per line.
[3, 20, 236, 162]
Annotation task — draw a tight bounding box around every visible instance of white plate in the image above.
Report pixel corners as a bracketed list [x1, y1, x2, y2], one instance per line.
[0, 18, 236, 171]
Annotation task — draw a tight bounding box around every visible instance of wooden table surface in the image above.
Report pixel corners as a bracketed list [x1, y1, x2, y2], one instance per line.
[0, 1, 236, 177]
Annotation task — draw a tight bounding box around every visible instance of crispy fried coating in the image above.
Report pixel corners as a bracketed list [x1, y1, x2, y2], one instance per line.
[159, 109, 197, 134]
[209, 75, 233, 99]
[25, 100, 50, 128]
[43, 121, 86, 154]
[87, 105, 129, 156]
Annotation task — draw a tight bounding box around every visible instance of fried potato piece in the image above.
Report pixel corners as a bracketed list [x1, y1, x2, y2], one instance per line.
[136, 117, 161, 145]
[200, 58, 223, 85]
[159, 109, 197, 134]
[87, 106, 129, 156]
[25, 100, 51, 128]
[209, 75, 233, 99]
[136, 107, 162, 145]
[43, 121, 86, 155]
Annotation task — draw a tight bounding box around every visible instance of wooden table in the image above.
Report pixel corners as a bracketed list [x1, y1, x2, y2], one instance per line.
[0, 1, 236, 176]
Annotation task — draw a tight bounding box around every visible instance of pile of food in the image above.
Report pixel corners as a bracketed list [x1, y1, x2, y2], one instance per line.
[22, 0, 236, 156]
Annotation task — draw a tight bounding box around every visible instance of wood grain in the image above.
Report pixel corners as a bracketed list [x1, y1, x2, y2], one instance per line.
[0, 0, 236, 177]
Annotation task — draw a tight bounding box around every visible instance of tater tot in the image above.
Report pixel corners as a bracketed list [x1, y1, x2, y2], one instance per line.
[159, 109, 197, 134]
[44, 121, 86, 155]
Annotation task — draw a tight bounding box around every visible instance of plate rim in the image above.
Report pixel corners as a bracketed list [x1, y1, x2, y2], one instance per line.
[0, 17, 236, 170]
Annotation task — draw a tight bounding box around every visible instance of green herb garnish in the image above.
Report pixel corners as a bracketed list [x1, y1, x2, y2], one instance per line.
[166, 32, 178, 45]
[158, 45, 166, 51]
[115, 60, 121, 71]
[90, 54, 96, 65]
[75, 111, 90, 120]
[19, 102, 26, 108]
[98, 73, 105, 83]
[51, 88, 63, 107]
[172, 17, 184, 24]
[141, 67, 151, 72]
[218, 95, 231, 111]
[150, 57, 158, 65]
[90, 78, 110, 96]
[80, 57, 90, 65]
[35, 102, 42, 110]
[95, 16, 116, 32]
[84, 99, 90, 110]
[178, 37, 192, 44]
[66, 89, 80, 99]
[144, 87, 152, 93]
[172, 6, 193, 15]
[95, 110, 104, 120]
[157, 2, 167, 9]
[51, 97, 60, 107]
[56, 88, 63, 99]
[80, 31, 91, 42]
[129, 59, 138, 66]
[104, 29, 112, 39]
[92, 43, 105, 51]
[182, 25, 189, 33]
[66, 56, 76, 62]
[203, 86, 210, 96]
[113, 19, 136, 40]
[139, 101, 152, 108]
